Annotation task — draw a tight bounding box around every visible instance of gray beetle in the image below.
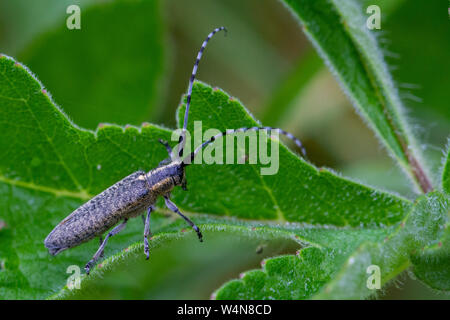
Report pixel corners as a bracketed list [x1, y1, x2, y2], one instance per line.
[44, 27, 306, 274]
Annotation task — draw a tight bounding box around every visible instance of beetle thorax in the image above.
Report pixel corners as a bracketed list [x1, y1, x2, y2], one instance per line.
[144, 162, 184, 196]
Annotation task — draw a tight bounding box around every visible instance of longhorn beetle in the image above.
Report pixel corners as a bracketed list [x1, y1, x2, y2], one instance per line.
[44, 27, 307, 274]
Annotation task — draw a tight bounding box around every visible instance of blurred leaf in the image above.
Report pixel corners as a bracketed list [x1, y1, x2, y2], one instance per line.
[282, 0, 432, 193]
[341, 160, 413, 197]
[361, 0, 406, 16]
[0, 56, 412, 299]
[18, 0, 166, 129]
[261, 50, 322, 126]
[166, 0, 288, 102]
[383, 0, 450, 123]
[0, 0, 97, 54]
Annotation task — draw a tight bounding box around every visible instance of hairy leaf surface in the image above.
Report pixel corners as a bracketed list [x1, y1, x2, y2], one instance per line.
[0, 56, 412, 299]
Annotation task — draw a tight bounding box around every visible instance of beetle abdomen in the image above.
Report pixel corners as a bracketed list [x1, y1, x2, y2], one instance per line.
[44, 171, 156, 255]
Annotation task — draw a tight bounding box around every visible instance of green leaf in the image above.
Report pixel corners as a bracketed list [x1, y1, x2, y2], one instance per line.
[281, 0, 432, 193]
[0, 55, 172, 299]
[409, 150, 450, 291]
[176, 82, 411, 226]
[411, 225, 450, 291]
[315, 191, 448, 299]
[216, 191, 448, 299]
[214, 227, 391, 299]
[0, 56, 412, 299]
[18, 0, 166, 129]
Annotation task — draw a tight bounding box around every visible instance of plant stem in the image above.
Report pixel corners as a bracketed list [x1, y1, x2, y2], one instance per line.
[406, 150, 433, 194]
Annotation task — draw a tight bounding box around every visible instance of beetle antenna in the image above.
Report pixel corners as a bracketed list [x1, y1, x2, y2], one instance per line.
[182, 126, 307, 166]
[177, 26, 227, 158]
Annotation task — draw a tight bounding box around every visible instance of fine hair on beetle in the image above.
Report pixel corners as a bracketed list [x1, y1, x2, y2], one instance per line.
[44, 27, 307, 275]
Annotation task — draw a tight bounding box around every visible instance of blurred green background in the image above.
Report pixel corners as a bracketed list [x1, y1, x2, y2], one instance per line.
[0, 0, 448, 299]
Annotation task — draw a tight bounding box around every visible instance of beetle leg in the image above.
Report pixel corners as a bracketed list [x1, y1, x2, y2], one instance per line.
[158, 139, 172, 157]
[144, 206, 154, 260]
[158, 158, 172, 167]
[85, 219, 128, 275]
[164, 196, 203, 242]
[99, 236, 104, 258]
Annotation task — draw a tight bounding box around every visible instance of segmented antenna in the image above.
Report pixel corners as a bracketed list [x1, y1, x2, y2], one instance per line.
[178, 26, 227, 158]
[182, 126, 307, 165]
